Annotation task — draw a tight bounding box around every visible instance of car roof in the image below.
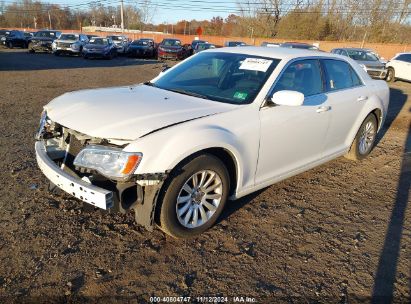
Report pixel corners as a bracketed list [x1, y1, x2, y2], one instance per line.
[337, 47, 371, 51]
[209, 46, 341, 60]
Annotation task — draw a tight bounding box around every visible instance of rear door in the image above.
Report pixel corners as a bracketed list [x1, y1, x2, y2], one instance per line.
[320, 59, 369, 155]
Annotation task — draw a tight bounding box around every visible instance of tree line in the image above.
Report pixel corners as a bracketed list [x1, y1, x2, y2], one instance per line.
[0, 0, 410, 43]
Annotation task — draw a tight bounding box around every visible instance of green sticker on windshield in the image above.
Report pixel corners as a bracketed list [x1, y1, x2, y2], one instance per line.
[234, 92, 248, 100]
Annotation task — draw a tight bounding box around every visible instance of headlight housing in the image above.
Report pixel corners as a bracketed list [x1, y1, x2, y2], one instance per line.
[359, 64, 367, 72]
[74, 145, 142, 180]
[71, 43, 80, 50]
[36, 109, 48, 140]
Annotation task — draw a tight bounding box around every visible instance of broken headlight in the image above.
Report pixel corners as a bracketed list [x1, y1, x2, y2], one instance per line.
[35, 109, 48, 140]
[73, 145, 142, 180]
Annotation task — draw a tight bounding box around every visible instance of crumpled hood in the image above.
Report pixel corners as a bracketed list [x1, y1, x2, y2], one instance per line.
[45, 84, 236, 141]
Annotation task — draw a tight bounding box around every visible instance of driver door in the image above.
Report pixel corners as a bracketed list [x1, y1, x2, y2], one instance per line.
[255, 59, 331, 185]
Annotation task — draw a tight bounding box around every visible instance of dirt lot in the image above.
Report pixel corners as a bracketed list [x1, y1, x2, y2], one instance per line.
[0, 48, 409, 303]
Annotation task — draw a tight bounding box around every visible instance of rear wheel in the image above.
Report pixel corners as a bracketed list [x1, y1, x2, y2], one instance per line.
[345, 114, 378, 161]
[157, 154, 229, 238]
[386, 67, 395, 82]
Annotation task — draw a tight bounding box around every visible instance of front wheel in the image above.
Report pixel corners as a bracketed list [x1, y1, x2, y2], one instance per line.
[345, 114, 378, 161]
[7, 42, 13, 49]
[157, 154, 229, 238]
[386, 67, 395, 82]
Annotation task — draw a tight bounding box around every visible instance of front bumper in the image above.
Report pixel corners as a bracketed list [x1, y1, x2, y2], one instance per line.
[35, 138, 168, 230]
[30, 41, 53, 52]
[366, 68, 387, 79]
[53, 46, 81, 54]
[35, 141, 114, 209]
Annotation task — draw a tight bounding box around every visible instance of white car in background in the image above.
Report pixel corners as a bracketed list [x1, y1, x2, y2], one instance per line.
[385, 52, 411, 82]
[35, 47, 389, 238]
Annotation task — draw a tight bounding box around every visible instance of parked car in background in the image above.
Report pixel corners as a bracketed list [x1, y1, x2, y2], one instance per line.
[261, 42, 280, 47]
[35, 47, 389, 238]
[0, 29, 10, 40]
[157, 38, 189, 60]
[331, 47, 387, 79]
[28, 30, 61, 53]
[106, 35, 129, 54]
[385, 53, 411, 83]
[224, 41, 246, 47]
[52, 33, 89, 56]
[82, 37, 117, 59]
[127, 38, 156, 58]
[86, 34, 99, 40]
[280, 42, 319, 50]
[190, 39, 207, 55]
[2, 30, 29, 48]
[193, 42, 215, 54]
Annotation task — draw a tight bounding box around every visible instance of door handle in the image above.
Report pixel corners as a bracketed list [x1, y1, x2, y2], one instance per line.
[357, 96, 368, 101]
[316, 106, 331, 113]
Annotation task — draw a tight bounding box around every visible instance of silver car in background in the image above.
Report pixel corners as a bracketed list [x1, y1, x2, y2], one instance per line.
[331, 47, 387, 79]
[52, 33, 89, 56]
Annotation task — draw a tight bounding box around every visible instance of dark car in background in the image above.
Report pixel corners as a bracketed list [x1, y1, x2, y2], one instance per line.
[157, 38, 189, 60]
[280, 42, 319, 50]
[193, 42, 215, 54]
[82, 37, 117, 59]
[190, 39, 207, 55]
[127, 38, 156, 58]
[28, 30, 61, 53]
[86, 34, 99, 40]
[331, 47, 387, 79]
[2, 30, 29, 48]
[224, 41, 246, 47]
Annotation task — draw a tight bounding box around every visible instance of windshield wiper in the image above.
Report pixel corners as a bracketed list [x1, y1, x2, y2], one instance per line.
[144, 81, 156, 87]
[166, 88, 209, 100]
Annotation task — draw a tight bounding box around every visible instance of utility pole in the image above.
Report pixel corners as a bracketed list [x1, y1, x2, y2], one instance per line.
[48, 10, 52, 29]
[120, 0, 124, 33]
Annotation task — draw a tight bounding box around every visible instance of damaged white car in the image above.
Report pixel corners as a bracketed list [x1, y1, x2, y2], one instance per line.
[35, 47, 389, 238]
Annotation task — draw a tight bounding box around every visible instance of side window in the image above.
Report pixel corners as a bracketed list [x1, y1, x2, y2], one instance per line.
[397, 54, 411, 63]
[334, 49, 341, 55]
[322, 59, 356, 91]
[349, 66, 363, 86]
[273, 59, 323, 97]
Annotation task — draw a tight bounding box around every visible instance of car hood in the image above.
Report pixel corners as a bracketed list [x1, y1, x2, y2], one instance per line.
[57, 39, 78, 43]
[31, 37, 55, 42]
[85, 43, 107, 49]
[160, 45, 182, 50]
[355, 60, 385, 69]
[129, 44, 149, 49]
[45, 85, 236, 141]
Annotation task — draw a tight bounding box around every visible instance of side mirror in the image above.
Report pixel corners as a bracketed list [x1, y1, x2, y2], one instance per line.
[269, 90, 304, 107]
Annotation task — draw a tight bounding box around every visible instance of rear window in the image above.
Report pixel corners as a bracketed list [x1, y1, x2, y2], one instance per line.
[322, 59, 362, 91]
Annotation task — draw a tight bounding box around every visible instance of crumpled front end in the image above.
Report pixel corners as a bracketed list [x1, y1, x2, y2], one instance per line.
[35, 113, 167, 230]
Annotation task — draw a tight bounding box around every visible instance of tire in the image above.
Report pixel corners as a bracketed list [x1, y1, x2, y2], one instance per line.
[345, 114, 378, 161]
[157, 154, 229, 238]
[54, 51, 59, 56]
[386, 67, 395, 82]
[7, 42, 13, 49]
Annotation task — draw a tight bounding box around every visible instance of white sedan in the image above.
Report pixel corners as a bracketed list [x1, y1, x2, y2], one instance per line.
[386, 52, 411, 83]
[35, 47, 389, 238]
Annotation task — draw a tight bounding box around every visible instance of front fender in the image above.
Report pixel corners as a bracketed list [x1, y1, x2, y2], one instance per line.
[124, 123, 254, 193]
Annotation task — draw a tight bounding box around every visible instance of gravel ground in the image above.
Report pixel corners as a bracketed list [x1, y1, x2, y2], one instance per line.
[0, 48, 410, 303]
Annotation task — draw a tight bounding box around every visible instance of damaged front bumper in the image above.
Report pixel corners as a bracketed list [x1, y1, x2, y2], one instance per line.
[35, 139, 167, 231]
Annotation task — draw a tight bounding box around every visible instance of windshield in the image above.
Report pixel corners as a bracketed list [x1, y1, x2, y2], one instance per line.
[229, 42, 245, 46]
[152, 52, 280, 104]
[35, 31, 58, 38]
[59, 34, 78, 40]
[90, 38, 109, 45]
[132, 40, 148, 45]
[108, 36, 123, 41]
[198, 44, 214, 50]
[162, 39, 181, 46]
[347, 50, 379, 61]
